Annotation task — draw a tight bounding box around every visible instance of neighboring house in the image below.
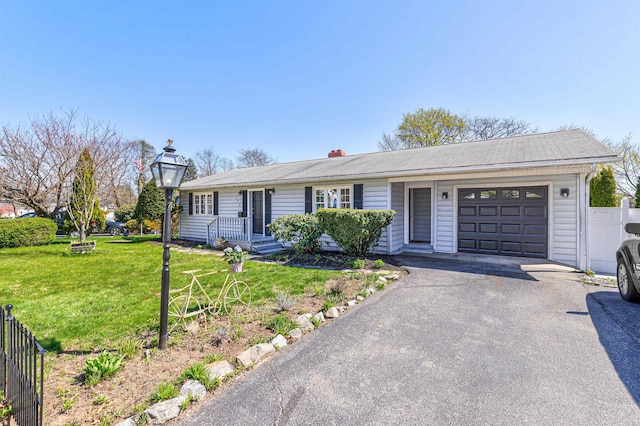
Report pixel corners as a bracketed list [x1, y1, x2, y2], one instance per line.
[179, 129, 619, 270]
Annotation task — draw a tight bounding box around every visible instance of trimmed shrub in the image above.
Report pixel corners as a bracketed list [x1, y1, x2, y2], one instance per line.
[267, 214, 323, 253]
[114, 204, 136, 223]
[125, 219, 139, 233]
[316, 208, 395, 257]
[0, 217, 57, 248]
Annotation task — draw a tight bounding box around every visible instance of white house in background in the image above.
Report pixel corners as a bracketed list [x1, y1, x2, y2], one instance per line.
[178, 129, 619, 270]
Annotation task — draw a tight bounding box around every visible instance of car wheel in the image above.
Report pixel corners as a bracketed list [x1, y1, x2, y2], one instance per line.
[69, 230, 80, 238]
[109, 227, 122, 236]
[616, 259, 640, 303]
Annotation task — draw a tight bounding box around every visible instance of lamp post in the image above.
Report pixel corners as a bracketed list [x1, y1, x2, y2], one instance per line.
[150, 139, 187, 350]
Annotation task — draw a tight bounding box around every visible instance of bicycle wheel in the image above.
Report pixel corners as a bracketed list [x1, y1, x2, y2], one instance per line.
[223, 280, 251, 314]
[168, 295, 202, 333]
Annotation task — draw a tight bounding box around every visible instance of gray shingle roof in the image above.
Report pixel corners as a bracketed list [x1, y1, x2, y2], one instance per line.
[181, 129, 619, 189]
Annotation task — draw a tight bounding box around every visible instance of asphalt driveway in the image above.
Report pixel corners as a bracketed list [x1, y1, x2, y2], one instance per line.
[178, 255, 640, 425]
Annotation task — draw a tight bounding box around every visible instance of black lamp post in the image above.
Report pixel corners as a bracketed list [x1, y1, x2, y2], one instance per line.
[150, 139, 187, 350]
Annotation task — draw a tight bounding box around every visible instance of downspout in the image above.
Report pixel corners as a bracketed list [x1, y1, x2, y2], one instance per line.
[584, 163, 597, 271]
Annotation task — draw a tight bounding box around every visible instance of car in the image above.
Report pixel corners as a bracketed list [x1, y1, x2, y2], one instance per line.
[616, 222, 640, 303]
[17, 212, 37, 218]
[105, 221, 128, 236]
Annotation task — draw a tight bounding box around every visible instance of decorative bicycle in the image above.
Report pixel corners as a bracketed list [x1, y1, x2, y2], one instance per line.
[168, 269, 251, 333]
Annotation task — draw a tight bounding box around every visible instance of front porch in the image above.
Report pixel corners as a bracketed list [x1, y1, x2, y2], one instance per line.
[207, 216, 283, 255]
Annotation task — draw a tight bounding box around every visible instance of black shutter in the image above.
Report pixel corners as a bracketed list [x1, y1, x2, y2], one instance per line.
[241, 190, 248, 217]
[188, 192, 193, 215]
[354, 184, 364, 209]
[305, 186, 313, 214]
[213, 191, 219, 215]
[265, 189, 272, 236]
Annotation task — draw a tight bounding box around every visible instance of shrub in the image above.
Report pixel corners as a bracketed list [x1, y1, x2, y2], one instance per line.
[267, 214, 323, 253]
[0, 217, 57, 248]
[347, 259, 365, 269]
[373, 259, 385, 269]
[276, 292, 296, 311]
[125, 219, 139, 233]
[316, 209, 396, 257]
[84, 351, 124, 386]
[114, 204, 136, 223]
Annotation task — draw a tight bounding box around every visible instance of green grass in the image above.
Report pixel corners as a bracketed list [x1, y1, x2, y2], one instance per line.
[0, 236, 339, 352]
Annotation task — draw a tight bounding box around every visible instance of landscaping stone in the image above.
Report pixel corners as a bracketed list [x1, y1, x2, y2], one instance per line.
[337, 306, 346, 313]
[313, 311, 325, 323]
[237, 343, 275, 368]
[385, 273, 400, 280]
[145, 395, 187, 424]
[347, 300, 357, 307]
[377, 276, 388, 284]
[272, 334, 287, 349]
[288, 328, 303, 339]
[206, 360, 235, 380]
[115, 418, 137, 426]
[356, 295, 365, 301]
[303, 313, 313, 319]
[295, 315, 315, 332]
[185, 321, 200, 334]
[366, 287, 376, 295]
[180, 379, 206, 400]
[325, 307, 340, 318]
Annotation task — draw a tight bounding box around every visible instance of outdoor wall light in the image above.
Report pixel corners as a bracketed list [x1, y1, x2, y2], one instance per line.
[267, 188, 276, 195]
[442, 192, 449, 200]
[560, 188, 570, 198]
[150, 139, 187, 350]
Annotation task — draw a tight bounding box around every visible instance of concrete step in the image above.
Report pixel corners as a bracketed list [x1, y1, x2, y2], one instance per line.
[251, 241, 283, 255]
[401, 244, 434, 255]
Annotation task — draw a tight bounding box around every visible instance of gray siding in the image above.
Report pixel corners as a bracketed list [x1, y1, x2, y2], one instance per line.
[435, 183, 455, 252]
[390, 183, 404, 253]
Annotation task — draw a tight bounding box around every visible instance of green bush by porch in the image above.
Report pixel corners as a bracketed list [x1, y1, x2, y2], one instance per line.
[316, 208, 395, 256]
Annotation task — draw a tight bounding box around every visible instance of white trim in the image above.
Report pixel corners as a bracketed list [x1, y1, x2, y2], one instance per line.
[452, 181, 554, 258]
[433, 181, 439, 252]
[312, 185, 353, 212]
[403, 181, 433, 245]
[387, 181, 393, 254]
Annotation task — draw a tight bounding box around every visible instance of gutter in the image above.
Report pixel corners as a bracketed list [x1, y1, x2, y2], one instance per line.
[584, 163, 597, 271]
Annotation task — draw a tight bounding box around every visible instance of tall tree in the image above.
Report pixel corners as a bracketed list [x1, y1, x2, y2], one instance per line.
[378, 108, 466, 150]
[134, 179, 165, 224]
[0, 110, 129, 218]
[590, 166, 617, 207]
[67, 149, 98, 241]
[461, 115, 538, 141]
[183, 158, 199, 182]
[237, 148, 275, 168]
[607, 134, 639, 198]
[194, 148, 234, 177]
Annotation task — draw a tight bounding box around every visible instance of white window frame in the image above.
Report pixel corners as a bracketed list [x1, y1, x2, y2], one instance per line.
[313, 186, 352, 211]
[193, 193, 212, 215]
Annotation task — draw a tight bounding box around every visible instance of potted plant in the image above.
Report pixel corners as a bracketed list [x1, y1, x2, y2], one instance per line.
[222, 246, 248, 273]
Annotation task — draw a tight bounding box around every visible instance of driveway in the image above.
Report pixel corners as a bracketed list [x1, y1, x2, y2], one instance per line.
[177, 255, 640, 425]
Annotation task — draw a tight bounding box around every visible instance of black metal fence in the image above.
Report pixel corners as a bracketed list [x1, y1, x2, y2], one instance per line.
[1, 304, 46, 426]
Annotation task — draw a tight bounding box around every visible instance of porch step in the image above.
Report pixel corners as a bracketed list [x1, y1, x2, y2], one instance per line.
[250, 239, 284, 255]
[401, 243, 434, 255]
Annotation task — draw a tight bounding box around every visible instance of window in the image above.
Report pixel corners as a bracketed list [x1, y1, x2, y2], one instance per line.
[480, 190, 497, 199]
[502, 189, 520, 199]
[194, 194, 211, 215]
[314, 187, 351, 210]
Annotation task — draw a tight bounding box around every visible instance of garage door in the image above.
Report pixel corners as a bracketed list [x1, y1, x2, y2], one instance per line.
[457, 186, 548, 258]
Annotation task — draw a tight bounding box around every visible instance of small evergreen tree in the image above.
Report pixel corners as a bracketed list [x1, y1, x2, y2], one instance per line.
[590, 166, 617, 207]
[134, 178, 165, 225]
[635, 176, 640, 208]
[67, 149, 98, 241]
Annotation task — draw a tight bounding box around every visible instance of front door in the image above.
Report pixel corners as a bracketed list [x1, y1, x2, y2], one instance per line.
[252, 191, 264, 235]
[409, 188, 431, 243]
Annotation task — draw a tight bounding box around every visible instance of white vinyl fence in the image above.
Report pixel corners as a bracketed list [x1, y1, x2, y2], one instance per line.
[589, 198, 640, 274]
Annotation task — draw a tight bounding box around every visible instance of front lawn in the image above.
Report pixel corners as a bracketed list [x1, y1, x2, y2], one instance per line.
[0, 236, 339, 351]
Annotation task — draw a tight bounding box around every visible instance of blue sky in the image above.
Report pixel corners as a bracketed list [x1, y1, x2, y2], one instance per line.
[1, 0, 638, 163]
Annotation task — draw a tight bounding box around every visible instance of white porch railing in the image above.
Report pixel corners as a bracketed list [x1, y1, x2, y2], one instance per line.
[207, 216, 250, 244]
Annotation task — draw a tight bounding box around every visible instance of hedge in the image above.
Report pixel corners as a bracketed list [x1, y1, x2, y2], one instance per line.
[267, 214, 323, 253]
[0, 217, 58, 248]
[316, 208, 395, 256]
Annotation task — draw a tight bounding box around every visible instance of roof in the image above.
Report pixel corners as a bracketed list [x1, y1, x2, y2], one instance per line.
[181, 129, 619, 190]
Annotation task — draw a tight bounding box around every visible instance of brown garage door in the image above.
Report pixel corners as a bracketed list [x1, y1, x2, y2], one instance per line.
[457, 186, 548, 258]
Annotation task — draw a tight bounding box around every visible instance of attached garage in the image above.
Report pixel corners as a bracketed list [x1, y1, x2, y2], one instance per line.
[457, 186, 548, 258]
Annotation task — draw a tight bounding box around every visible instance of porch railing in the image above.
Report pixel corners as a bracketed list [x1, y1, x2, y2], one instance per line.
[1, 304, 46, 426]
[207, 216, 250, 244]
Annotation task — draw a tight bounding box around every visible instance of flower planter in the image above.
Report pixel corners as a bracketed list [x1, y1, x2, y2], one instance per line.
[70, 241, 96, 254]
[230, 262, 244, 273]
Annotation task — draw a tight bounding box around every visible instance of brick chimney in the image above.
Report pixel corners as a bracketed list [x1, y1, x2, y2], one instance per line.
[328, 149, 346, 158]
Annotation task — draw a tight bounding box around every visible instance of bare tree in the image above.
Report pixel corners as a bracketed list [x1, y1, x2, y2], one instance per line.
[607, 134, 639, 197]
[462, 115, 538, 141]
[0, 110, 133, 217]
[237, 148, 275, 168]
[377, 132, 404, 151]
[194, 148, 234, 177]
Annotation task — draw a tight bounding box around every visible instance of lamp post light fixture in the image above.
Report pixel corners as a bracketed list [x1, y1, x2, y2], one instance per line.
[150, 139, 188, 350]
